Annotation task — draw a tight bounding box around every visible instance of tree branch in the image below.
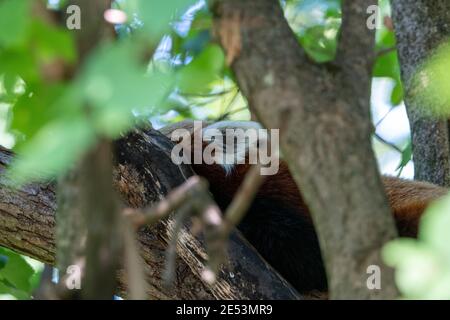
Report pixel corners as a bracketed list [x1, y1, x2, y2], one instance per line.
[212, 0, 398, 299]
[0, 129, 303, 300]
[336, 1, 377, 81]
[392, 0, 450, 186]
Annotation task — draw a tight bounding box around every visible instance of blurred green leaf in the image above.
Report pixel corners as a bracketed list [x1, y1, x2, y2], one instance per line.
[285, 0, 340, 62]
[9, 117, 95, 184]
[383, 193, 450, 299]
[79, 41, 174, 136]
[0, 280, 30, 300]
[2, 74, 17, 95]
[123, 0, 197, 39]
[383, 239, 445, 299]
[0, 48, 40, 83]
[181, 29, 211, 56]
[0, 255, 8, 270]
[31, 19, 76, 63]
[177, 44, 225, 94]
[411, 42, 450, 117]
[11, 83, 74, 144]
[0, 247, 34, 293]
[420, 196, 450, 263]
[0, 0, 30, 47]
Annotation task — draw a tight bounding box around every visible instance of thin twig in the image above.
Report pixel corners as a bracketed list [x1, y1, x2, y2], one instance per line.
[162, 204, 193, 287]
[179, 89, 235, 98]
[123, 176, 208, 228]
[376, 46, 396, 58]
[222, 163, 266, 233]
[217, 89, 241, 120]
[122, 218, 148, 299]
[123, 158, 269, 287]
[374, 133, 402, 153]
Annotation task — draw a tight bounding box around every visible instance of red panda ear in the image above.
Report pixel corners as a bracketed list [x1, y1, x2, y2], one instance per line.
[160, 121, 449, 240]
[159, 120, 209, 137]
[382, 176, 448, 237]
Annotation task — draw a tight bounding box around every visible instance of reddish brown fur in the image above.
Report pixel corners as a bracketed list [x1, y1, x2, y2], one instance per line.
[195, 159, 447, 237]
[381, 176, 447, 237]
[162, 120, 448, 237]
[161, 120, 449, 293]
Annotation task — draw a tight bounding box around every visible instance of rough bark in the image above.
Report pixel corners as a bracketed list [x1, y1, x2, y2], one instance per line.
[0, 128, 301, 300]
[212, 0, 398, 299]
[392, 0, 450, 187]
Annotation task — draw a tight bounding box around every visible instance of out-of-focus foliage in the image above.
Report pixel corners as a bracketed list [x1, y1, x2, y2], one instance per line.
[383, 194, 450, 299]
[411, 42, 450, 118]
[395, 140, 412, 176]
[2, 0, 229, 184]
[283, 0, 403, 104]
[0, 0, 413, 182]
[0, 0, 226, 299]
[284, 0, 410, 174]
[177, 44, 224, 94]
[373, 0, 403, 107]
[0, 0, 418, 300]
[371, 0, 410, 176]
[283, 0, 340, 62]
[0, 247, 43, 300]
[148, 1, 249, 124]
[384, 38, 450, 298]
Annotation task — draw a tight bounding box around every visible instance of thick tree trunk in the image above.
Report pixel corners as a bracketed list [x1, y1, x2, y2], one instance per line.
[212, 0, 398, 299]
[392, 0, 450, 187]
[0, 128, 302, 300]
[55, 0, 122, 300]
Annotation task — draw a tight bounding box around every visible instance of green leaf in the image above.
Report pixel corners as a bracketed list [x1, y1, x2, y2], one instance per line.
[8, 117, 96, 184]
[298, 24, 338, 62]
[123, 0, 197, 39]
[177, 44, 225, 94]
[0, 255, 8, 270]
[419, 195, 450, 263]
[0, 48, 40, 83]
[411, 42, 450, 117]
[376, 27, 396, 51]
[2, 73, 17, 95]
[0, 280, 30, 300]
[79, 42, 174, 137]
[31, 19, 76, 63]
[0, 248, 34, 293]
[0, 0, 30, 47]
[396, 141, 412, 171]
[284, 0, 340, 62]
[390, 81, 404, 106]
[373, 51, 399, 79]
[11, 83, 73, 142]
[383, 192, 450, 299]
[383, 239, 443, 299]
[373, 28, 404, 104]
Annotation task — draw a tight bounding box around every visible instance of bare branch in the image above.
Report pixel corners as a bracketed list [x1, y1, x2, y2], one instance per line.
[124, 176, 208, 228]
[212, 0, 398, 299]
[222, 164, 266, 233]
[0, 129, 302, 299]
[122, 219, 148, 300]
[336, 0, 378, 79]
[392, 0, 450, 186]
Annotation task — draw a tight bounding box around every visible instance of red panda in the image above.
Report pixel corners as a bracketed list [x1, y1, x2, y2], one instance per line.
[161, 120, 448, 294]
